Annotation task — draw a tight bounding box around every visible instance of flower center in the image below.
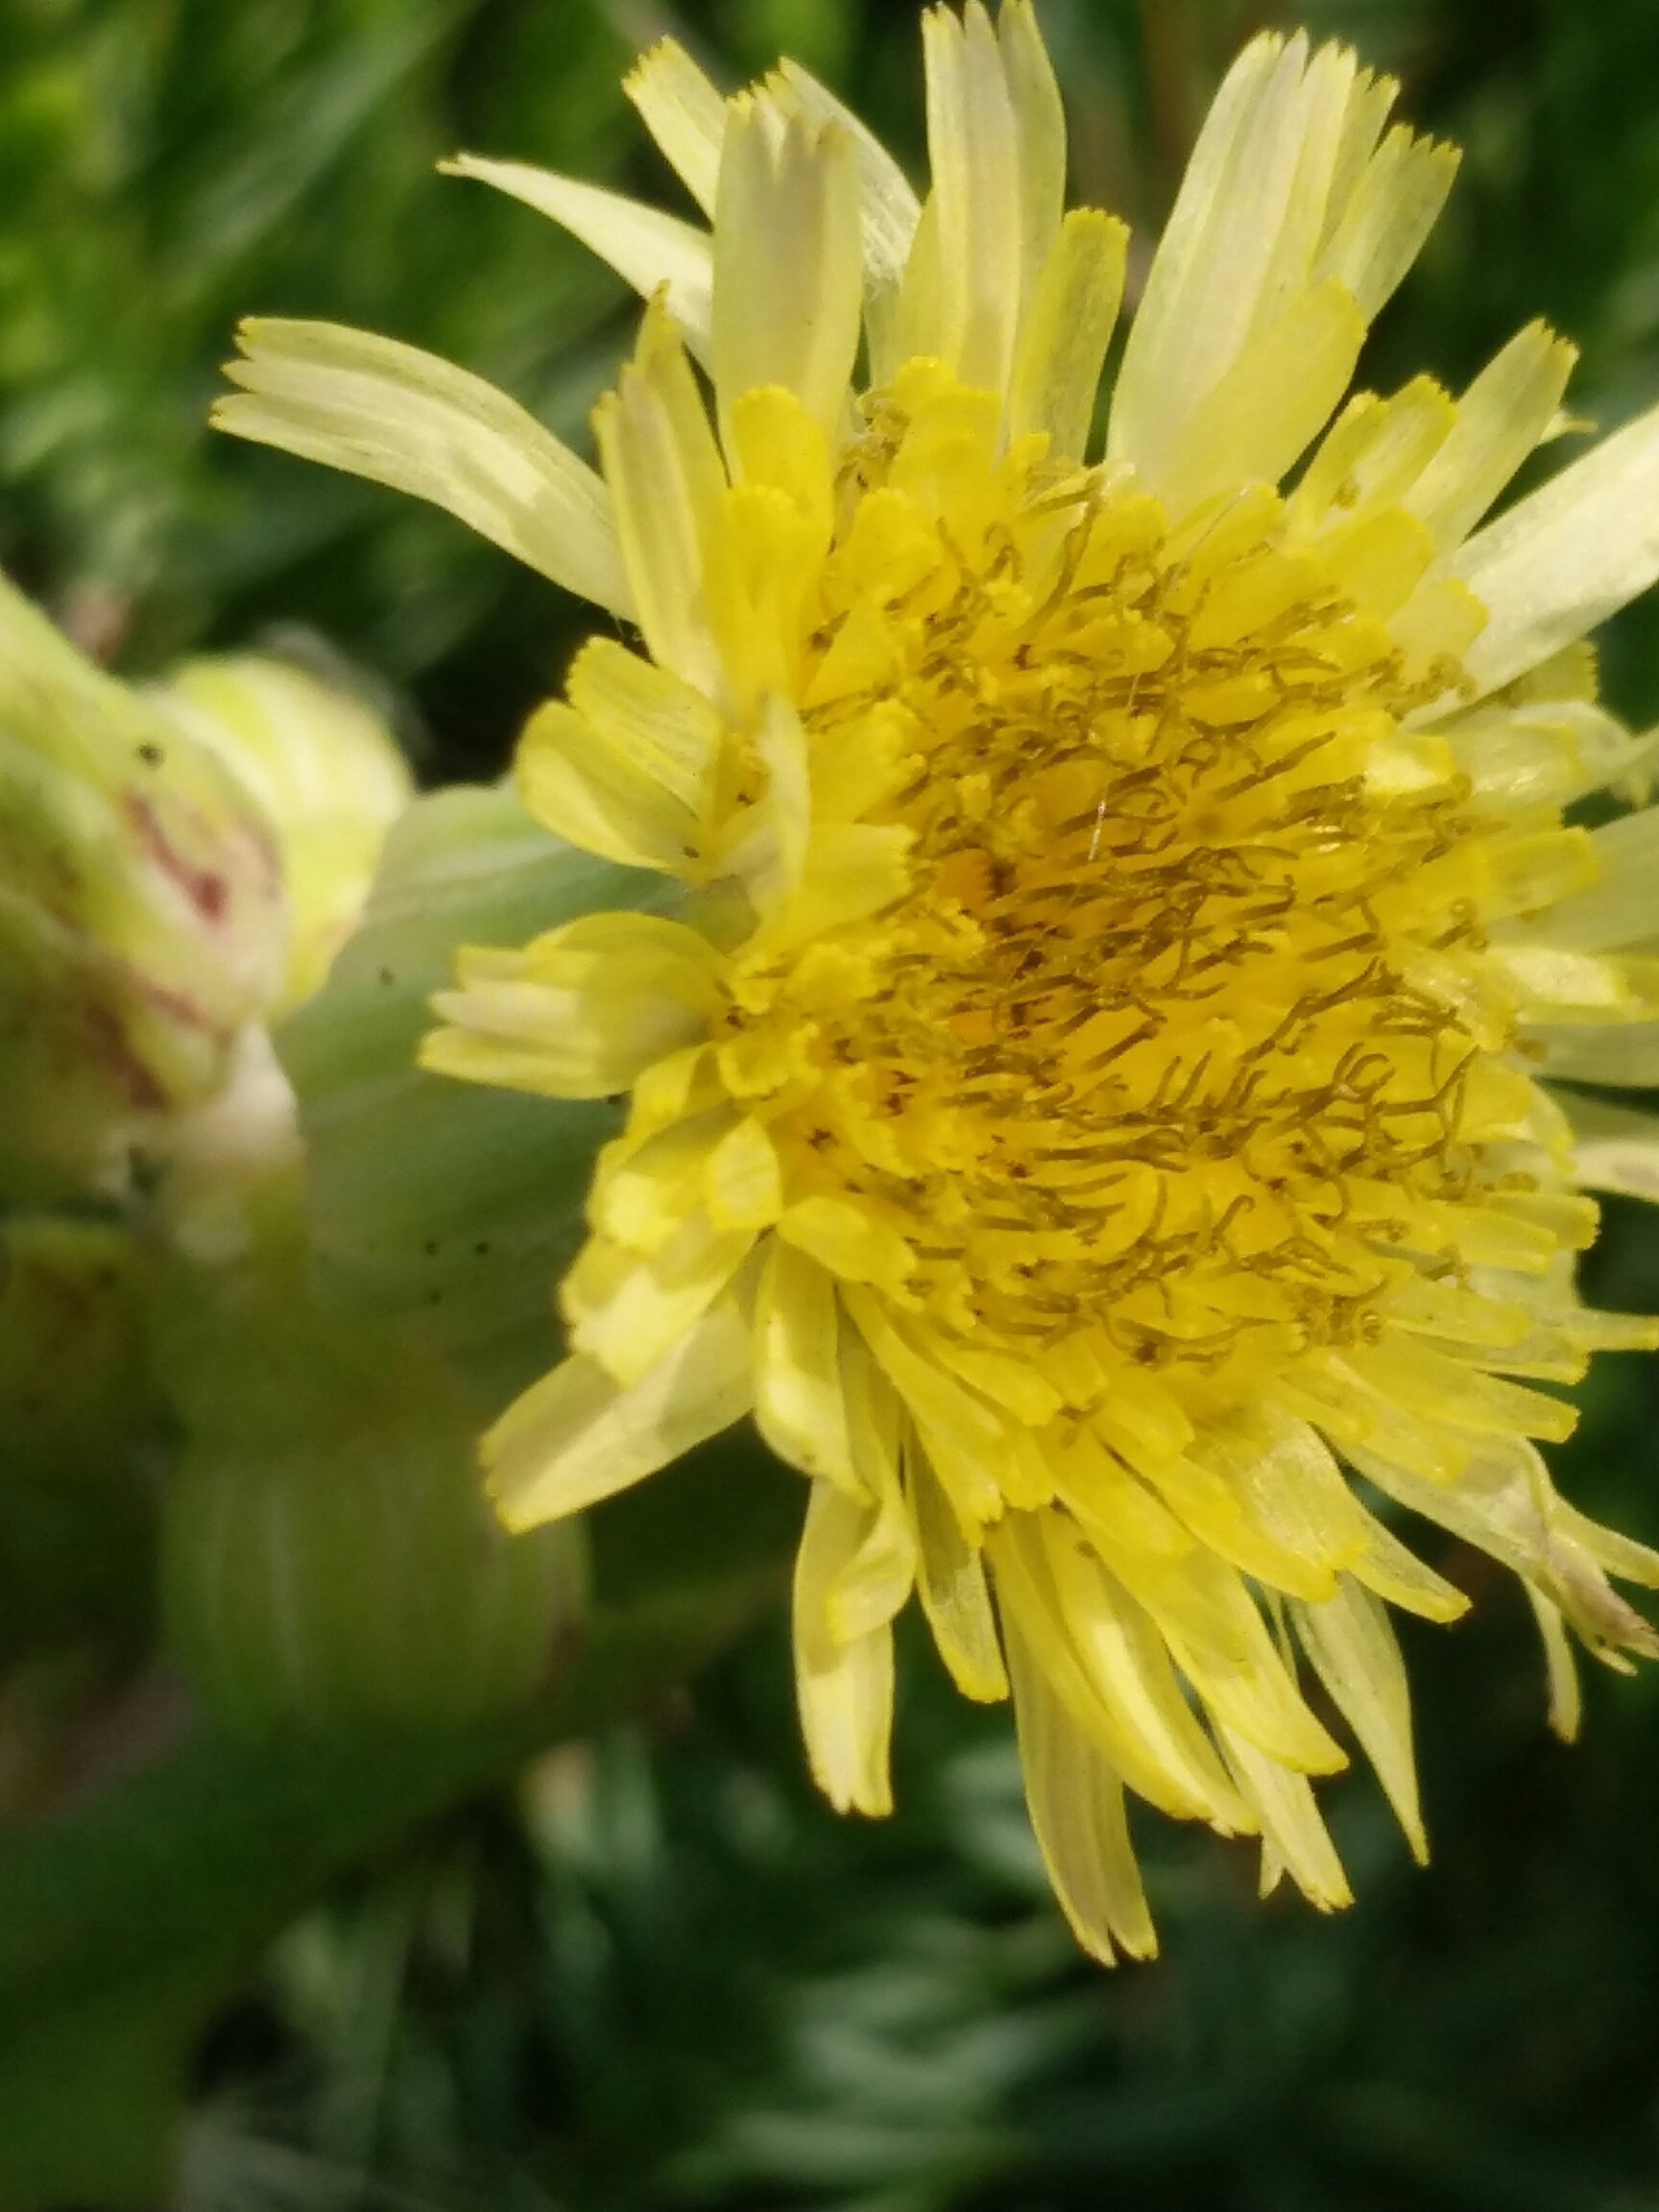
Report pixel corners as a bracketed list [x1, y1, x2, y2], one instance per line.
[718, 367, 1544, 1411]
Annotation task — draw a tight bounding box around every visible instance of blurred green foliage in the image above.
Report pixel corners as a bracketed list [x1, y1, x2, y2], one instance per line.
[10, 0, 1659, 2207]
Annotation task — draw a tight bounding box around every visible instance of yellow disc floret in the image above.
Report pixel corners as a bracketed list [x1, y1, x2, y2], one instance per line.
[711, 363, 1578, 1440]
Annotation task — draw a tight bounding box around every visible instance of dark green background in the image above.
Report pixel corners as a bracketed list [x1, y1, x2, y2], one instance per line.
[8, 0, 1659, 2204]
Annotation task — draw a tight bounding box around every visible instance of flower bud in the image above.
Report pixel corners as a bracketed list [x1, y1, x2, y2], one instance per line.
[0, 575, 287, 1200]
[0, 582, 413, 1205]
[159, 1238, 583, 1735]
[151, 652, 412, 1012]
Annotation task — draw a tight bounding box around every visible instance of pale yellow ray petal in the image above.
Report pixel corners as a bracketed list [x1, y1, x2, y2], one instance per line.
[1059, 1443, 1346, 1774]
[1108, 32, 1296, 472]
[1190, 1403, 1466, 1623]
[214, 320, 630, 615]
[793, 1474, 896, 1815]
[842, 1324, 907, 1507]
[909, 1439, 1009, 1701]
[1551, 1088, 1659, 1205]
[917, 1325, 1061, 1429]
[1320, 63, 1396, 228]
[1513, 805, 1659, 952]
[778, 1193, 914, 1297]
[1003, 1611, 1158, 1963]
[1291, 1575, 1428, 1862]
[717, 692, 815, 921]
[712, 99, 863, 444]
[1343, 1337, 1579, 1444]
[1405, 322, 1576, 552]
[1126, 1447, 1336, 1601]
[762, 822, 914, 954]
[567, 637, 725, 812]
[845, 1289, 1005, 1530]
[1533, 1020, 1659, 1086]
[768, 56, 920, 383]
[1150, 1575, 1347, 1776]
[1490, 939, 1645, 1026]
[1191, 1403, 1368, 1576]
[1347, 1510, 1472, 1624]
[515, 698, 701, 874]
[1313, 121, 1458, 320]
[1220, 1727, 1354, 1911]
[1007, 209, 1128, 462]
[998, 0, 1067, 314]
[990, 1516, 1182, 1816]
[907, 0, 1022, 396]
[1288, 375, 1455, 538]
[1556, 1498, 1659, 1589]
[623, 37, 726, 217]
[1351, 1434, 1659, 1667]
[1110, 34, 1351, 484]
[1112, 35, 1450, 504]
[565, 1208, 755, 1386]
[828, 1505, 915, 1641]
[724, 384, 834, 530]
[442, 156, 713, 359]
[824, 1336, 916, 1642]
[1150, 279, 1365, 519]
[592, 301, 728, 697]
[754, 1240, 862, 1493]
[591, 1107, 732, 1255]
[422, 911, 723, 1100]
[1434, 701, 1659, 813]
[1526, 1585, 1583, 1742]
[1254, 41, 1361, 321]
[485, 1299, 752, 1531]
[705, 1115, 782, 1230]
[1034, 1518, 1254, 1831]
[1450, 397, 1659, 700]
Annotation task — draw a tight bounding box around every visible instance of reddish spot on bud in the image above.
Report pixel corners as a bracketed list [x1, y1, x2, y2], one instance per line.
[121, 792, 231, 923]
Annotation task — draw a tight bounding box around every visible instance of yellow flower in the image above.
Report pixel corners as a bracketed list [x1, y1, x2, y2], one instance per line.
[215, 7, 1659, 1960]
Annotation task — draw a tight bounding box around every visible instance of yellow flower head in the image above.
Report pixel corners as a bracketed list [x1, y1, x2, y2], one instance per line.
[217, 6, 1659, 1960]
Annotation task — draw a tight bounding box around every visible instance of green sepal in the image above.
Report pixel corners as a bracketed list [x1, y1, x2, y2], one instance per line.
[276, 781, 661, 1409]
